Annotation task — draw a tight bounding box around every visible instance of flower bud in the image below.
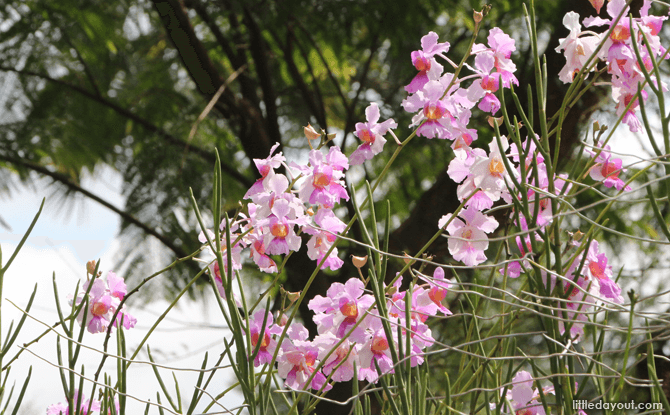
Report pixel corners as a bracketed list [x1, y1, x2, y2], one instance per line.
[473, 10, 483, 24]
[286, 290, 301, 303]
[588, 0, 604, 14]
[386, 285, 398, 296]
[352, 255, 368, 269]
[86, 260, 97, 275]
[304, 124, 321, 141]
[593, 121, 601, 132]
[487, 116, 504, 128]
[277, 312, 288, 327]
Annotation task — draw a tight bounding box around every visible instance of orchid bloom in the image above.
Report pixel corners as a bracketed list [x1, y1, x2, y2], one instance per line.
[440, 206, 499, 266]
[405, 31, 450, 93]
[350, 103, 398, 165]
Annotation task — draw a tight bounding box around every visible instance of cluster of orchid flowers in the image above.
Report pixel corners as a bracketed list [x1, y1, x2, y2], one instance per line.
[69, 268, 137, 335]
[443, 129, 626, 344]
[462, 133, 627, 342]
[47, 268, 136, 412]
[556, 0, 668, 132]
[41, 3, 669, 412]
[492, 370, 587, 415]
[246, 267, 451, 390]
[196, 100, 401, 294]
[47, 390, 118, 415]
[416, 2, 636, 343]
[198, 139, 351, 289]
[401, 26, 519, 268]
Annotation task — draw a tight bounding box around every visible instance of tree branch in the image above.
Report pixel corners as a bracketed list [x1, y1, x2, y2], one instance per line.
[152, 0, 274, 162]
[343, 33, 380, 148]
[294, 19, 350, 114]
[63, 34, 102, 98]
[185, 0, 261, 110]
[0, 66, 253, 188]
[0, 153, 189, 259]
[273, 28, 327, 127]
[243, 7, 282, 146]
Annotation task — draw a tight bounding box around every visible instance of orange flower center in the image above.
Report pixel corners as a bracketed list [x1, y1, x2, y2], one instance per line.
[92, 302, 108, 316]
[340, 300, 358, 318]
[371, 336, 389, 353]
[488, 156, 505, 176]
[414, 57, 431, 72]
[601, 161, 619, 178]
[252, 332, 271, 350]
[481, 76, 497, 91]
[313, 172, 330, 188]
[610, 24, 630, 42]
[271, 223, 289, 238]
[589, 262, 604, 279]
[335, 345, 350, 361]
[305, 352, 316, 367]
[429, 287, 446, 304]
[424, 104, 445, 120]
[359, 129, 375, 143]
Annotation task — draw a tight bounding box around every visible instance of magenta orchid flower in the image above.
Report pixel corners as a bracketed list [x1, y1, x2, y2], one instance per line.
[70, 272, 136, 334]
[357, 314, 396, 383]
[293, 148, 349, 208]
[244, 142, 285, 199]
[308, 277, 375, 341]
[313, 333, 358, 382]
[584, 241, 624, 304]
[257, 198, 307, 256]
[405, 31, 450, 93]
[440, 206, 499, 267]
[466, 52, 501, 114]
[418, 267, 452, 316]
[350, 103, 398, 165]
[587, 141, 631, 191]
[555, 12, 600, 83]
[249, 232, 278, 273]
[472, 27, 518, 88]
[470, 135, 513, 202]
[402, 79, 453, 139]
[47, 391, 100, 415]
[278, 323, 332, 391]
[247, 309, 282, 367]
[303, 208, 347, 271]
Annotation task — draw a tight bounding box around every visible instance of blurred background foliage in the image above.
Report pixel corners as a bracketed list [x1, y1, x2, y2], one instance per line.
[1, 0, 668, 411]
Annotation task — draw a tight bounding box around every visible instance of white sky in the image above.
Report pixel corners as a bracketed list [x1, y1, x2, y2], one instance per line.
[0, 168, 242, 414]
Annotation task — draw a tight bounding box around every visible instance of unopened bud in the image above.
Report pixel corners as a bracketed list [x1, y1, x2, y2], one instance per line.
[352, 255, 368, 269]
[572, 230, 584, 241]
[277, 312, 288, 327]
[473, 10, 483, 23]
[304, 124, 321, 141]
[403, 252, 414, 265]
[487, 116, 504, 128]
[386, 285, 398, 296]
[593, 121, 601, 132]
[86, 260, 97, 275]
[286, 290, 301, 303]
[588, 0, 604, 14]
